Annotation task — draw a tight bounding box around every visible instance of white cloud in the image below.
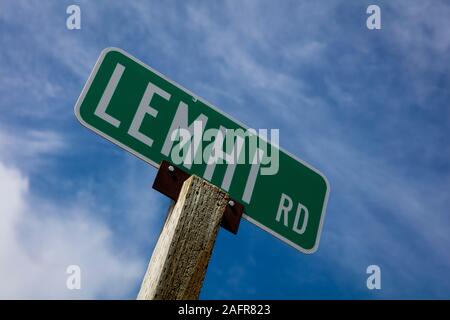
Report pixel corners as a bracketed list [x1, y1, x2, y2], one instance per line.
[0, 127, 66, 176]
[0, 130, 144, 299]
[0, 129, 64, 158]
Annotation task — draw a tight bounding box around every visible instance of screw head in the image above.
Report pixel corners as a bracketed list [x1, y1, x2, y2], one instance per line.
[168, 165, 175, 172]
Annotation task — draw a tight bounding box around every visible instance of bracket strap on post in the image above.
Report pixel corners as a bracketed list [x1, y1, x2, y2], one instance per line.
[152, 160, 244, 234]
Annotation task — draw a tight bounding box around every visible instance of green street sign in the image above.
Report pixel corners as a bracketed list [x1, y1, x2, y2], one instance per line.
[75, 48, 330, 253]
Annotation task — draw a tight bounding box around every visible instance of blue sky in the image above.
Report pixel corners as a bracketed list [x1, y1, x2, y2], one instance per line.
[0, 0, 449, 299]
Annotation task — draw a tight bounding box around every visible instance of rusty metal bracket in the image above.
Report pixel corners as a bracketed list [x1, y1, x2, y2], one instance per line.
[152, 160, 191, 202]
[152, 160, 243, 234]
[222, 199, 244, 235]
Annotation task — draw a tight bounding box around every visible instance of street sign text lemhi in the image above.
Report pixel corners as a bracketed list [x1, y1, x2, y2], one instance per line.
[75, 48, 330, 253]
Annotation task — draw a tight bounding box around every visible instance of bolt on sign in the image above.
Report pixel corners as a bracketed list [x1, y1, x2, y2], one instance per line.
[75, 48, 330, 253]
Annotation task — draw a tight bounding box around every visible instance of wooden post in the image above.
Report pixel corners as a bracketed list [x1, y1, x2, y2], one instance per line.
[137, 175, 229, 300]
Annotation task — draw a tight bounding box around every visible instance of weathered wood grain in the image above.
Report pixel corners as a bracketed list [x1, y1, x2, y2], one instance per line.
[137, 175, 228, 300]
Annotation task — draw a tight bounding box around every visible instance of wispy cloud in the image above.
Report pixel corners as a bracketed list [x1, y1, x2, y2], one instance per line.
[0, 0, 449, 298]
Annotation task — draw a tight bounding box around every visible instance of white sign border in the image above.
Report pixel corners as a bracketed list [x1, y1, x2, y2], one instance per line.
[74, 47, 330, 254]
